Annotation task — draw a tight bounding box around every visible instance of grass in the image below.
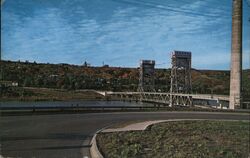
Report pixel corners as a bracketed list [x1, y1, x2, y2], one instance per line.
[0, 87, 105, 101]
[96, 120, 250, 158]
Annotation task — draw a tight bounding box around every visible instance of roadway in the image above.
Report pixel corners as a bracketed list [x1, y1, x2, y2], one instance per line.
[0, 112, 249, 158]
[103, 91, 230, 101]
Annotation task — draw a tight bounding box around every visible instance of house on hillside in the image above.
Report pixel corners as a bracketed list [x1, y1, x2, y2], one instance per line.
[0, 81, 18, 87]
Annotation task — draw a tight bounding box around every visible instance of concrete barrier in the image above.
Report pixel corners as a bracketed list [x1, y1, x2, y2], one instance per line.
[90, 134, 103, 158]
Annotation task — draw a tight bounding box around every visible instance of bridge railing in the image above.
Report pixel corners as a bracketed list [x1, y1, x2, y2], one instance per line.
[105, 91, 229, 101]
[97, 91, 230, 108]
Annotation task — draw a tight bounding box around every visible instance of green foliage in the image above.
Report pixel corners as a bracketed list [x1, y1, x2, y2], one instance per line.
[97, 121, 250, 158]
[0, 87, 34, 98]
[1, 60, 250, 99]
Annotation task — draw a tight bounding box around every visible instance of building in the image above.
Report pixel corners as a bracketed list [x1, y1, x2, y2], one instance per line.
[0, 80, 18, 88]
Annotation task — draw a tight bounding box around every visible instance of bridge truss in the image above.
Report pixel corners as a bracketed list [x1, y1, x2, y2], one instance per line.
[100, 50, 229, 108]
[101, 91, 228, 107]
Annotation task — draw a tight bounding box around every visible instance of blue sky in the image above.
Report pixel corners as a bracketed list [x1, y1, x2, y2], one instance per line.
[1, 0, 250, 69]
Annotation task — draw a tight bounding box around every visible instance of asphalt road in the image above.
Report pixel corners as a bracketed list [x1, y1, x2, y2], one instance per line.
[0, 112, 249, 158]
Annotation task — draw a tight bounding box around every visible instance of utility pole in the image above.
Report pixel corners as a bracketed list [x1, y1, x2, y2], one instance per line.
[229, 0, 243, 109]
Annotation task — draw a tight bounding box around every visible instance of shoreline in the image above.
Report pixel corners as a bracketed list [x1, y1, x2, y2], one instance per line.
[0, 98, 105, 102]
[0, 87, 106, 102]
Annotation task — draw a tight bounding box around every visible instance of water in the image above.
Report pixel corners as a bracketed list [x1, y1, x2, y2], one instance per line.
[0, 100, 151, 108]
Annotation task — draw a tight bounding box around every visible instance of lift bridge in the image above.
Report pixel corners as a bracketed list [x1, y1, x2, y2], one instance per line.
[97, 51, 230, 107]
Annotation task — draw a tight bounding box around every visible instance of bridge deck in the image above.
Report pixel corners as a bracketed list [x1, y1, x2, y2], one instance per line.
[101, 91, 229, 101]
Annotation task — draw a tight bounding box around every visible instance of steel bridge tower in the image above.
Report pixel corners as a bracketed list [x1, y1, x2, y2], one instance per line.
[170, 51, 192, 106]
[138, 60, 155, 92]
[170, 51, 192, 94]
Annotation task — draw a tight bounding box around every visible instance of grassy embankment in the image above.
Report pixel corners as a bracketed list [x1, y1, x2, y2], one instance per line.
[97, 120, 250, 158]
[0, 87, 104, 101]
[1, 60, 250, 102]
[1, 60, 250, 99]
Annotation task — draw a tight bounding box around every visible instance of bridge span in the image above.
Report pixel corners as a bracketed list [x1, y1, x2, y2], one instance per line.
[95, 91, 229, 108]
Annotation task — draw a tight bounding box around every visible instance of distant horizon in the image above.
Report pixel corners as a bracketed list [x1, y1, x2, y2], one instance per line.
[3, 59, 250, 71]
[1, 0, 250, 70]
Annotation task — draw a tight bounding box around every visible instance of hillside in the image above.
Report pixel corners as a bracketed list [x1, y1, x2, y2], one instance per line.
[0, 60, 249, 100]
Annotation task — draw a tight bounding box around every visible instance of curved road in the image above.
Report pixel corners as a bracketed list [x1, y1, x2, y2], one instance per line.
[0, 112, 249, 158]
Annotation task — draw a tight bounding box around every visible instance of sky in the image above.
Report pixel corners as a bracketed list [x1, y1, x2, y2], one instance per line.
[1, 0, 250, 69]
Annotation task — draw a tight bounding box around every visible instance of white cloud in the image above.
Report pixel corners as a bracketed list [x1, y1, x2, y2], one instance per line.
[2, 0, 249, 69]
